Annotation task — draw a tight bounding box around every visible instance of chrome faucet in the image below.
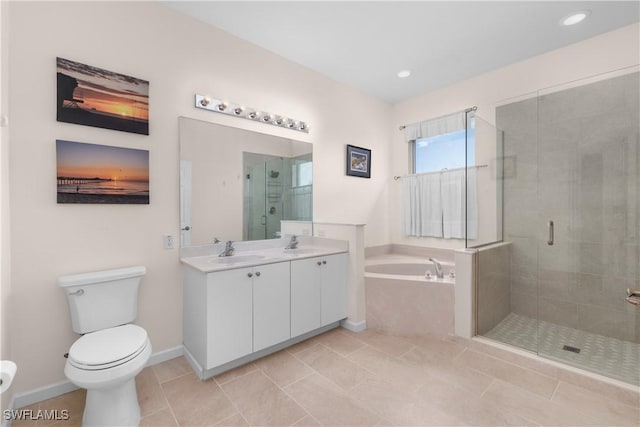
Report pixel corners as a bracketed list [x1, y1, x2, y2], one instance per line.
[219, 240, 235, 257]
[428, 257, 444, 279]
[285, 235, 299, 250]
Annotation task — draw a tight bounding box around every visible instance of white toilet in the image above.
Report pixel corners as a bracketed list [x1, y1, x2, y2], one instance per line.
[58, 266, 152, 427]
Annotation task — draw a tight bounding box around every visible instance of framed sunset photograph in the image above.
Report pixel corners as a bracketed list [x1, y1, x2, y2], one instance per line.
[346, 144, 371, 178]
[56, 140, 149, 204]
[56, 57, 149, 135]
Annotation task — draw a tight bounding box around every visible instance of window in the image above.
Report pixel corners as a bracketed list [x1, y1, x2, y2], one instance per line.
[412, 118, 475, 174]
[292, 160, 312, 187]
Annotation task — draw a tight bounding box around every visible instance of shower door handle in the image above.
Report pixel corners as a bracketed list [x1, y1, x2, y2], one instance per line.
[547, 220, 554, 246]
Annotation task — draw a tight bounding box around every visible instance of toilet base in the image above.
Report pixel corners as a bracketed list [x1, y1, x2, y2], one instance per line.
[83, 377, 140, 427]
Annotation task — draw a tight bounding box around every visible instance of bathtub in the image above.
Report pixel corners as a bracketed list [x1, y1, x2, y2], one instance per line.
[365, 254, 455, 336]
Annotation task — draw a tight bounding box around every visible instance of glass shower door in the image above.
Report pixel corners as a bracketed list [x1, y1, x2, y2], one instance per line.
[535, 71, 639, 385]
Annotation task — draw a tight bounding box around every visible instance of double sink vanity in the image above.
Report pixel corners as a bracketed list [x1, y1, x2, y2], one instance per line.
[180, 236, 349, 379]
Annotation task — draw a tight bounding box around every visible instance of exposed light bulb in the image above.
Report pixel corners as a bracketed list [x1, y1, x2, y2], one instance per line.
[217, 102, 228, 111]
[200, 97, 211, 107]
[233, 106, 245, 115]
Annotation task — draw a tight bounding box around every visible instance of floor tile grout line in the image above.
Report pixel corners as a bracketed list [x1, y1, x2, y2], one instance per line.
[156, 376, 181, 427]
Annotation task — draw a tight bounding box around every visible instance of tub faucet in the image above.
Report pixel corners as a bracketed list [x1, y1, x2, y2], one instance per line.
[285, 235, 299, 250]
[219, 241, 235, 257]
[428, 258, 444, 279]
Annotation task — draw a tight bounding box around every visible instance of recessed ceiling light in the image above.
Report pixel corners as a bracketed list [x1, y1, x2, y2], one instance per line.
[561, 10, 590, 26]
[397, 70, 411, 78]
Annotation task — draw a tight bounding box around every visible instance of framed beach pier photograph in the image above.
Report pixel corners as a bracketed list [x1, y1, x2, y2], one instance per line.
[56, 140, 150, 204]
[56, 57, 149, 135]
[346, 144, 371, 178]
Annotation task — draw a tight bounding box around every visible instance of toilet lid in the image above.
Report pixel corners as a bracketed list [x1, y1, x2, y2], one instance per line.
[68, 324, 148, 369]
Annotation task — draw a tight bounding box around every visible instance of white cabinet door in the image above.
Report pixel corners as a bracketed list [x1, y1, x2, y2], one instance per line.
[321, 253, 348, 326]
[290, 257, 322, 337]
[207, 268, 253, 368]
[253, 262, 291, 351]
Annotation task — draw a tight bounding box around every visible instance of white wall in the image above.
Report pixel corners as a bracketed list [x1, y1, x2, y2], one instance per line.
[390, 23, 640, 249]
[6, 1, 390, 394]
[1, 0, 14, 413]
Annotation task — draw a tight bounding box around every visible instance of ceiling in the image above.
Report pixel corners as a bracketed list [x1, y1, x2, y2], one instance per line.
[164, 1, 640, 104]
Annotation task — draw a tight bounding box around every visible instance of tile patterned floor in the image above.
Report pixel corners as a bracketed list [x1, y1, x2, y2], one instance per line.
[485, 313, 640, 386]
[13, 327, 640, 426]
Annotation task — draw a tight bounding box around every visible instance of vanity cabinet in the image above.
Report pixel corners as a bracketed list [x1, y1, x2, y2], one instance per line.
[291, 253, 348, 337]
[252, 262, 291, 352]
[184, 261, 291, 370]
[183, 251, 347, 378]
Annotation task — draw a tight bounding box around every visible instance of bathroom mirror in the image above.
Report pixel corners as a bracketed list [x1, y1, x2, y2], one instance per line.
[179, 117, 313, 247]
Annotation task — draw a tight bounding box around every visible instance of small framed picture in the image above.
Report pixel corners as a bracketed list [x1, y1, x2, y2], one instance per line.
[346, 144, 371, 178]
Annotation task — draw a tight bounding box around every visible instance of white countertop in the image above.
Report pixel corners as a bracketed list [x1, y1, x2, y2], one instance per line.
[181, 237, 348, 273]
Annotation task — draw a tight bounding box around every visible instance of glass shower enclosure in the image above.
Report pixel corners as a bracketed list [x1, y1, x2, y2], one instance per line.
[475, 69, 640, 385]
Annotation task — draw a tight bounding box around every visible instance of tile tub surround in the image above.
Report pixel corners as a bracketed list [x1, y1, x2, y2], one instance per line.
[14, 328, 640, 427]
[365, 254, 455, 336]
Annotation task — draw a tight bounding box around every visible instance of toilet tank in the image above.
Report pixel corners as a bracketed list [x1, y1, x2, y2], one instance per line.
[58, 266, 146, 334]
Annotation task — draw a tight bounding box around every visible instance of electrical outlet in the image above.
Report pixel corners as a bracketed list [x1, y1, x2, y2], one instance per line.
[163, 235, 174, 249]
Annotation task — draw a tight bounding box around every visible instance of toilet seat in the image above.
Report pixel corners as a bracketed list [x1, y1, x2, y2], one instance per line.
[68, 324, 148, 370]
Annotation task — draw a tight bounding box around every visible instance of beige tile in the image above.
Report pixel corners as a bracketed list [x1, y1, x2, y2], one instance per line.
[407, 333, 467, 362]
[347, 345, 430, 393]
[455, 349, 558, 398]
[162, 373, 236, 426]
[480, 379, 599, 426]
[214, 412, 249, 426]
[284, 373, 380, 426]
[291, 415, 321, 426]
[286, 336, 322, 355]
[39, 389, 86, 427]
[416, 360, 494, 396]
[313, 327, 366, 356]
[136, 367, 169, 417]
[552, 381, 640, 426]
[468, 338, 559, 379]
[139, 408, 178, 427]
[557, 368, 640, 408]
[353, 329, 414, 357]
[152, 357, 193, 384]
[416, 376, 528, 426]
[220, 370, 306, 426]
[254, 349, 314, 387]
[213, 362, 258, 385]
[295, 343, 373, 390]
[351, 375, 464, 426]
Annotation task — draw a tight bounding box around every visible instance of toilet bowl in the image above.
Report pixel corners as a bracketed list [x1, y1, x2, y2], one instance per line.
[65, 325, 151, 426]
[58, 266, 150, 427]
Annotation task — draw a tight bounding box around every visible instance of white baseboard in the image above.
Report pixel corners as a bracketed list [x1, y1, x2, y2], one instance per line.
[340, 318, 366, 332]
[12, 345, 184, 410]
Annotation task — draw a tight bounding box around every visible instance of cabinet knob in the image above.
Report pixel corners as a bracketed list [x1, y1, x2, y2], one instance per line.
[247, 273, 253, 278]
[256, 271, 261, 277]
[317, 261, 322, 266]
[322, 260, 327, 265]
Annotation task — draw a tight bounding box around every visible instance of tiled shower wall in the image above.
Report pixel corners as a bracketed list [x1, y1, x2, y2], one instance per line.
[476, 243, 511, 335]
[497, 72, 639, 343]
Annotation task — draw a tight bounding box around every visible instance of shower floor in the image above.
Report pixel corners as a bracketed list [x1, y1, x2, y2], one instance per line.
[484, 313, 640, 386]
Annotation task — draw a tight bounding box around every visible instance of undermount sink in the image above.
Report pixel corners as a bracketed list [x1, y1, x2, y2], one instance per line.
[208, 255, 266, 264]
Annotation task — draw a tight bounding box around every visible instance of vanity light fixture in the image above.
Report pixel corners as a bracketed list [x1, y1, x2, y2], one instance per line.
[194, 94, 310, 133]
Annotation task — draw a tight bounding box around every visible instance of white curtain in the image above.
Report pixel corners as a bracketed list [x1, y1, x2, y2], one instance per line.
[402, 173, 442, 237]
[402, 168, 477, 240]
[441, 168, 477, 239]
[404, 111, 466, 142]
